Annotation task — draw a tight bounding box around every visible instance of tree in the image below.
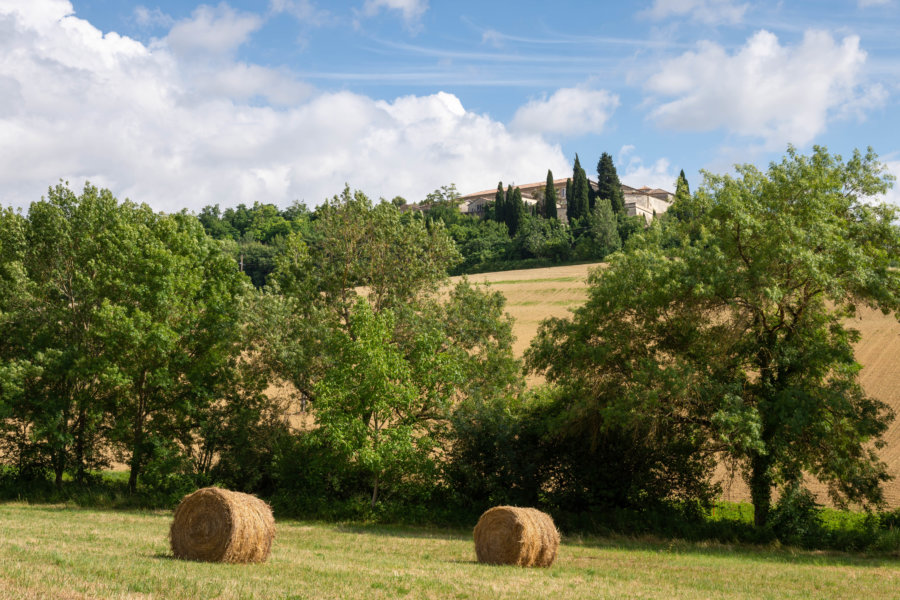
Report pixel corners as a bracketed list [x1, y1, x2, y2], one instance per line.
[528, 147, 900, 528]
[573, 197, 620, 260]
[596, 152, 625, 214]
[676, 169, 690, 199]
[567, 155, 590, 223]
[543, 170, 558, 220]
[494, 182, 505, 228]
[668, 169, 696, 223]
[0, 184, 247, 491]
[250, 187, 522, 508]
[507, 187, 524, 236]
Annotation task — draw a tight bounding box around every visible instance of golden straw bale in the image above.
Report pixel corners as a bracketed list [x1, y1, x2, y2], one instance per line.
[473, 506, 560, 567]
[169, 487, 275, 564]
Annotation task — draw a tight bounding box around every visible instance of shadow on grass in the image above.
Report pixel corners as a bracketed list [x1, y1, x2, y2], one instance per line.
[333, 522, 471, 542]
[564, 534, 900, 568]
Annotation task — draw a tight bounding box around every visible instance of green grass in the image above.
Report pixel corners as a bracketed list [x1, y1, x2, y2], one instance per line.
[0, 503, 897, 599]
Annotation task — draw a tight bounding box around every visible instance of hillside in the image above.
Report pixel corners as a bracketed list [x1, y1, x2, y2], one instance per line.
[459, 263, 900, 508]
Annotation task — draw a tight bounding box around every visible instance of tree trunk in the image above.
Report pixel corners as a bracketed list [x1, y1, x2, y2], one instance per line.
[128, 376, 147, 494]
[749, 451, 773, 528]
[371, 473, 379, 510]
[53, 451, 65, 490]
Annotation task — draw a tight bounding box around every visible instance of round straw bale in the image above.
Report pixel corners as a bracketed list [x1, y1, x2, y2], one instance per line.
[473, 506, 560, 567]
[170, 487, 275, 564]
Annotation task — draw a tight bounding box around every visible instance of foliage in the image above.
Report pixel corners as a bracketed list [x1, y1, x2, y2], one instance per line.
[528, 146, 900, 528]
[0, 183, 249, 494]
[567, 155, 590, 222]
[573, 197, 621, 260]
[596, 152, 625, 213]
[250, 187, 522, 509]
[542, 170, 558, 219]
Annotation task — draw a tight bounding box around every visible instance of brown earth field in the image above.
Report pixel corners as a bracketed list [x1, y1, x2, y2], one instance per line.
[457, 262, 900, 509]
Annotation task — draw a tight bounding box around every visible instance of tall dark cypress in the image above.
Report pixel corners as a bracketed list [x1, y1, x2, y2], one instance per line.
[568, 154, 590, 223]
[508, 187, 524, 236]
[596, 152, 625, 214]
[543, 169, 558, 219]
[494, 181, 505, 224]
[565, 178, 573, 222]
[504, 184, 514, 231]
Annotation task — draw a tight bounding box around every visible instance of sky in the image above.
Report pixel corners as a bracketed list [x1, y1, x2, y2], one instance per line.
[1, 0, 899, 213]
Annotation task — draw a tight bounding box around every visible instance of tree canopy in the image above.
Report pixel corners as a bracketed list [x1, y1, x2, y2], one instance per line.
[528, 146, 900, 527]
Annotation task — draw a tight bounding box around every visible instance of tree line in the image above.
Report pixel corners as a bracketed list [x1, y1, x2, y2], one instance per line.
[1, 147, 899, 543]
[194, 152, 677, 286]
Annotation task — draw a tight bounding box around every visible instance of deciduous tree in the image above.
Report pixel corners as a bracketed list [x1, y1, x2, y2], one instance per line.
[529, 147, 900, 527]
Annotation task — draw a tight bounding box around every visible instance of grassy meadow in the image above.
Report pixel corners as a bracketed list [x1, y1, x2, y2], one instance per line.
[0, 502, 898, 600]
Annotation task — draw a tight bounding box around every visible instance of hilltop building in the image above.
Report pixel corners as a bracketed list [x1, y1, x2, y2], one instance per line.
[457, 179, 673, 224]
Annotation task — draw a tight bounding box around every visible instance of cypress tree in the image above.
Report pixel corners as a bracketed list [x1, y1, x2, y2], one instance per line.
[494, 181, 505, 225]
[675, 169, 690, 200]
[565, 178, 573, 222]
[568, 154, 590, 223]
[508, 187, 524, 236]
[543, 170, 558, 219]
[596, 152, 625, 214]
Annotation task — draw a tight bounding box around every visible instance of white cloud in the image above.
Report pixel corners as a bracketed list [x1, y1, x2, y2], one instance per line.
[641, 0, 748, 25]
[134, 6, 174, 29]
[0, 2, 566, 212]
[617, 146, 679, 192]
[510, 87, 619, 137]
[879, 160, 900, 207]
[269, 0, 330, 26]
[644, 29, 880, 149]
[165, 3, 263, 58]
[362, 0, 428, 26]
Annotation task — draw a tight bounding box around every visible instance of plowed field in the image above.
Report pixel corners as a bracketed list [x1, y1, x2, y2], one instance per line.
[460, 263, 900, 508]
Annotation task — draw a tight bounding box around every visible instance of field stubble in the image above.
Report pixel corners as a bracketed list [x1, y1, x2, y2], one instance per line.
[0, 503, 895, 600]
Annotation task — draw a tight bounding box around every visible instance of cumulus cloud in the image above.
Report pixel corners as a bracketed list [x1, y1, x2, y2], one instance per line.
[165, 3, 263, 58]
[0, 2, 567, 213]
[644, 29, 880, 149]
[618, 146, 679, 192]
[510, 87, 619, 137]
[362, 0, 428, 25]
[641, 0, 748, 25]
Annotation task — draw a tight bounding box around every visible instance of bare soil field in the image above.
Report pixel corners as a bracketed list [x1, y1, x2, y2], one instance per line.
[457, 263, 900, 508]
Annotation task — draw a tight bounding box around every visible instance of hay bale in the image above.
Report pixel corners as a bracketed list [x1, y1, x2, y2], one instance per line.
[473, 506, 560, 567]
[170, 487, 275, 564]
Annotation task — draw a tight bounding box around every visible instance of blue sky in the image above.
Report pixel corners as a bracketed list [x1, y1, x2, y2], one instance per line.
[1, 0, 899, 212]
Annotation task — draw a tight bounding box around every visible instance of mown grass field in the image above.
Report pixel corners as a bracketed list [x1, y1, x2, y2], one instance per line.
[0, 502, 897, 600]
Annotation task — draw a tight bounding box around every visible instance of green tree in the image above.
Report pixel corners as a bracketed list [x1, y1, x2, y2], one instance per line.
[596, 152, 625, 214]
[0, 184, 248, 491]
[250, 188, 522, 508]
[567, 155, 590, 223]
[528, 147, 900, 528]
[574, 197, 621, 260]
[668, 169, 696, 223]
[507, 187, 524, 236]
[543, 170, 558, 220]
[494, 182, 506, 228]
